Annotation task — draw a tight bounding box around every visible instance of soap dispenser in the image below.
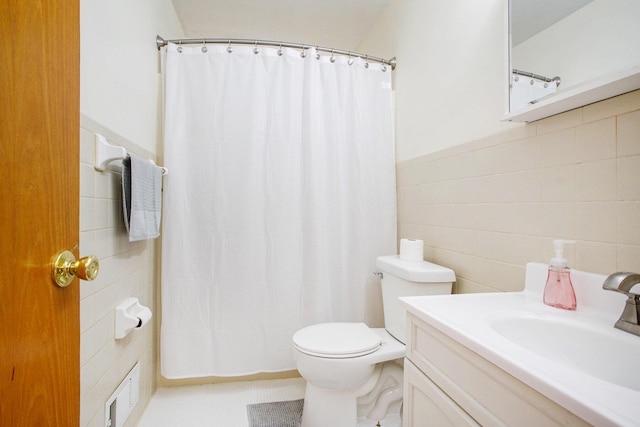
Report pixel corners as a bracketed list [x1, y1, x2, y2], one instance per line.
[543, 240, 576, 310]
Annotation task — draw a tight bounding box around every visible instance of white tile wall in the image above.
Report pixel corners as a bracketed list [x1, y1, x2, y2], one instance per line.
[397, 90, 640, 294]
[79, 115, 158, 427]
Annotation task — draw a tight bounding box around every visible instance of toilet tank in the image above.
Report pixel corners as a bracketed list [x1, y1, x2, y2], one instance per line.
[376, 255, 455, 344]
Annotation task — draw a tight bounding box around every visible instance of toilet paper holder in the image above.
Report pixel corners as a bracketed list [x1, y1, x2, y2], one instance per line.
[115, 297, 152, 339]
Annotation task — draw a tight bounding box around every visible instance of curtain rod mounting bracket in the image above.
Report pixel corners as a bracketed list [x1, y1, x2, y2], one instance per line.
[156, 35, 165, 50]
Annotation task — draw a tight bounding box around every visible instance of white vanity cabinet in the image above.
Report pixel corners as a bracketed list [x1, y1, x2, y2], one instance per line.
[403, 313, 589, 427]
[404, 359, 479, 426]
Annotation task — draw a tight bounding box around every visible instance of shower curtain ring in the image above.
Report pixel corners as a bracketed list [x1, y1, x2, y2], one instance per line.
[300, 47, 308, 58]
[253, 41, 260, 54]
[315, 47, 320, 60]
[201, 38, 207, 53]
[277, 44, 284, 57]
[348, 52, 354, 66]
[227, 40, 233, 53]
[330, 49, 336, 63]
[364, 55, 369, 69]
[177, 40, 183, 53]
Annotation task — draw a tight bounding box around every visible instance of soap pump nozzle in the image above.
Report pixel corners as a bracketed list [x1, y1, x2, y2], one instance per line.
[549, 239, 575, 269]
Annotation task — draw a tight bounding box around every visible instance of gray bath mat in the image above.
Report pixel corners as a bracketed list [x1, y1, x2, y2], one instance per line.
[247, 399, 303, 427]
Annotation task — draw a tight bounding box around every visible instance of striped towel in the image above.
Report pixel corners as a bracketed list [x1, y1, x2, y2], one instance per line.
[122, 154, 162, 241]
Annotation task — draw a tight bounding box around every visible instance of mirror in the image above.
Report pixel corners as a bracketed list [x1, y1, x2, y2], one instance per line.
[508, 0, 640, 121]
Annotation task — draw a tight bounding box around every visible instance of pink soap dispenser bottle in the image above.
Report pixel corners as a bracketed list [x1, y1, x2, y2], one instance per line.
[543, 240, 576, 310]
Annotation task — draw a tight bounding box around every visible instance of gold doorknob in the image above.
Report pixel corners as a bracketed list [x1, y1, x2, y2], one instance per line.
[51, 250, 100, 287]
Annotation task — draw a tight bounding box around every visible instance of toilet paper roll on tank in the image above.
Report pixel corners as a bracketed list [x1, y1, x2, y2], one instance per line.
[399, 238, 424, 262]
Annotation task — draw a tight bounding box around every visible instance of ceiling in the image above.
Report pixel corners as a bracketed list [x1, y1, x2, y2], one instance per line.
[170, 0, 390, 51]
[170, 0, 595, 51]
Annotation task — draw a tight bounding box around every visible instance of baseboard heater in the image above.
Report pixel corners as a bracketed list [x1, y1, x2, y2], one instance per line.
[105, 362, 141, 427]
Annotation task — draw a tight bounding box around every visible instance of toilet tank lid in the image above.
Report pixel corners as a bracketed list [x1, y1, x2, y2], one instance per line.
[376, 255, 455, 283]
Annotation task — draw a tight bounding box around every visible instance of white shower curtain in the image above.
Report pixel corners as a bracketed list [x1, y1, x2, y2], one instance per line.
[160, 43, 397, 378]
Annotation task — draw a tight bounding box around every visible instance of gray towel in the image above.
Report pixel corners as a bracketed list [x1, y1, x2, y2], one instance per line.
[122, 154, 162, 241]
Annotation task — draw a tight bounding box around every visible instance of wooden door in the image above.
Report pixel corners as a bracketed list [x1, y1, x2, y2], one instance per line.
[0, 0, 80, 425]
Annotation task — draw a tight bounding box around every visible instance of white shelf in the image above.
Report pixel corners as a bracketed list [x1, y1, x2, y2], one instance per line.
[503, 65, 640, 123]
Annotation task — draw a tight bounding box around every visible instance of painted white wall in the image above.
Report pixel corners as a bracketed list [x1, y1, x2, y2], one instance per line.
[358, 0, 519, 162]
[80, 0, 184, 154]
[512, 0, 640, 91]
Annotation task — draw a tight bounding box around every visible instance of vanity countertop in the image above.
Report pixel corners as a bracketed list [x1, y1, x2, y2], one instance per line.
[401, 262, 640, 427]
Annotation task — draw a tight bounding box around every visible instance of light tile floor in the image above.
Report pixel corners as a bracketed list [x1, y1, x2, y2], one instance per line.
[137, 377, 402, 427]
[137, 378, 306, 427]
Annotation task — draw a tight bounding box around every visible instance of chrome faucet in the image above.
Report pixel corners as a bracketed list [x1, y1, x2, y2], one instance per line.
[603, 272, 640, 336]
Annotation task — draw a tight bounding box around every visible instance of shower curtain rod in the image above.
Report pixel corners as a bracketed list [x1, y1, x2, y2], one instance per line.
[513, 68, 561, 86]
[156, 35, 396, 70]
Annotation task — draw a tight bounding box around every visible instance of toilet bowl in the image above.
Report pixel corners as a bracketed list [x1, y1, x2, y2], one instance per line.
[294, 326, 405, 427]
[293, 255, 456, 427]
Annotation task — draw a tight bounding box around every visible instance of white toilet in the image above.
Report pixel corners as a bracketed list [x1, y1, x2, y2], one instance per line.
[293, 255, 456, 427]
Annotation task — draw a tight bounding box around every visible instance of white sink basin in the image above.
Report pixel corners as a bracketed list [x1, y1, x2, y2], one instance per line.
[401, 262, 640, 427]
[490, 313, 640, 392]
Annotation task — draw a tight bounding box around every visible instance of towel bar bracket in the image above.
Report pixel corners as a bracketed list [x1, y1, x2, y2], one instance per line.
[94, 133, 168, 175]
[94, 134, 127, 172]
[149, 160, 169, 176]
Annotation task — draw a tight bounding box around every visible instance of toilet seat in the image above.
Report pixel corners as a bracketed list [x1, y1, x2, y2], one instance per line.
[293, 323, 381, 358]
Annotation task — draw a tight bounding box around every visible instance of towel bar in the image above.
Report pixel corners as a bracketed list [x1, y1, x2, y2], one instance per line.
[94, 133, 168, 175]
